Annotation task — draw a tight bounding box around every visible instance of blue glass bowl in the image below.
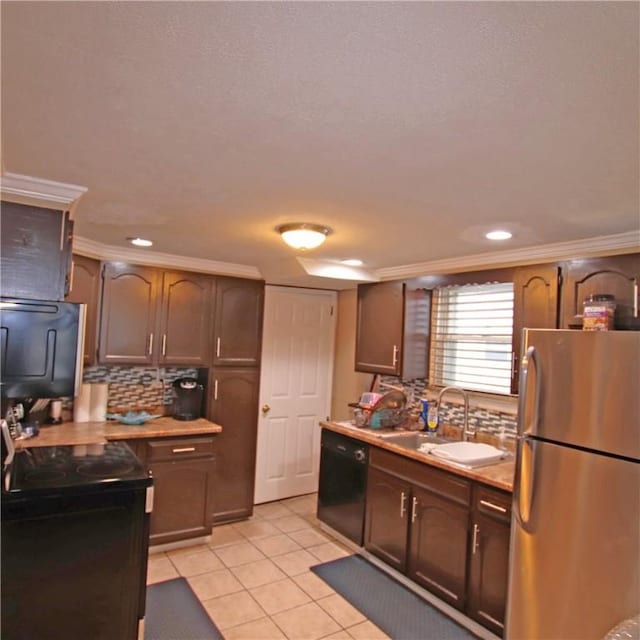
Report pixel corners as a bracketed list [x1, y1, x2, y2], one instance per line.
[106, 411, 162, 425]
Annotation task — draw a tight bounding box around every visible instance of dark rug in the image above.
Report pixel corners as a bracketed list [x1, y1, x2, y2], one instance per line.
[311, 555, 478, 640]
[145, 577, 223, 640]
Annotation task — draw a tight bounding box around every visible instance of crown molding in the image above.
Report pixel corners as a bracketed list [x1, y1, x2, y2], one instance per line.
[73, 236, 263, 280]
[375, 231, 640, 280]
[0, 172, 88, 218]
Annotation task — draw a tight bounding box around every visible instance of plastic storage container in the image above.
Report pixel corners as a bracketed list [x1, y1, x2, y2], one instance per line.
[583, 294, 616, 331]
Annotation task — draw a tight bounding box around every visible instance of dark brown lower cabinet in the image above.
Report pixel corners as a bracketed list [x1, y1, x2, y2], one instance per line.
[364, 467, 410, 572]
[408, 484, 470, 609]
[204, 367, 260, 524]
[123, 436, 215, 546]
[364, 446, 510, 634]
[467, 485, 512, 636]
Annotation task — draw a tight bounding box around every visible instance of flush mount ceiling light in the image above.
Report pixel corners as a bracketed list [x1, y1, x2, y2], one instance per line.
[485, 230, 513, 241]
[341, 259, 363, 266]
[276, 223, 332, 250]
[127, 237, 153, 247]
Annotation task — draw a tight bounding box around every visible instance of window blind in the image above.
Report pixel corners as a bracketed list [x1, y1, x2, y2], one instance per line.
[429, 282, 514, 394]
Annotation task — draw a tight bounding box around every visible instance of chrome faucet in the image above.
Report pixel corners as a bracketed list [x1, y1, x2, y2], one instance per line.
[437, 386, 474, 441]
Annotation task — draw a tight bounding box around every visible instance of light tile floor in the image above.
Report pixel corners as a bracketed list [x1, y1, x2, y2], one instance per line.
[147, 492, 391, 640]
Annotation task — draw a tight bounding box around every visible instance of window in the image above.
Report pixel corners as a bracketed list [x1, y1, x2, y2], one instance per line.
[429, 282, 514, 394]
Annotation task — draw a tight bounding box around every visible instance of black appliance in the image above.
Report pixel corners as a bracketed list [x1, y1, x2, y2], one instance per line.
[0, 297, 85, 398]
[1, 438, 153, 640]
[172, 377, 203, 421]
[317, 429, 368, 545]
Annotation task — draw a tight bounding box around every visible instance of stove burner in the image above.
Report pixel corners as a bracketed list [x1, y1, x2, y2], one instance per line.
[24, 469, 67, 484]
[76, 461, 135, 479]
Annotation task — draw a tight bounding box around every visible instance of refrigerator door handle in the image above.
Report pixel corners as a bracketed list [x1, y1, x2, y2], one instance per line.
[514, 344, 540, 532]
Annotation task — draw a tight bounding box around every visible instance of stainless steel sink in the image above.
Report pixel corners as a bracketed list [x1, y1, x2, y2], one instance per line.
[376, 432, 454, 450]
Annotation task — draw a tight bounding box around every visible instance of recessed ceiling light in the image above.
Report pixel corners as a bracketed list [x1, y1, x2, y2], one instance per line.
[341, 259, 363, 266]
[485, 230, 512, 241]
[127, 237, 153, 247]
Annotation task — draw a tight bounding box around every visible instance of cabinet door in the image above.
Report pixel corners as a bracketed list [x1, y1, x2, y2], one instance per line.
[467, 512, 510, 636]
[511, 264, 559, 392]
[207, 368, 260, 523]
[407, 485, 470, 610]
[158, 271, 213, 366]
[98, 263, 160, 365]
[561, 253, 640, 330]
[66, 254, 101, 366]
[213, 277, 264, 367]
[0, 202, 71, 301]
[364, 466, 411, 572]
[355, 281, 404, 375]
[148, 458, 214, 545]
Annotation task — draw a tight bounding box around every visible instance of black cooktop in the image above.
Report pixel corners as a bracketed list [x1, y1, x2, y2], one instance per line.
[3, 441, 151, 496]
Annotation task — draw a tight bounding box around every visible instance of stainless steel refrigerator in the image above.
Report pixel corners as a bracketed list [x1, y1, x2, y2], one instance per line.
[506, 329, 640, 640]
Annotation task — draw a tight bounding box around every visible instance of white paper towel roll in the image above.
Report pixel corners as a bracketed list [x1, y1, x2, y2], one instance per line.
[73, 383, 91, 423]
[90, 383, 109, 422]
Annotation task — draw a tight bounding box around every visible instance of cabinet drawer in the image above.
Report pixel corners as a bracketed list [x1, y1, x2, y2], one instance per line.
[146, 437, 215, 462]
[370, 446, 471, 506]
[474, 484, 511, 523]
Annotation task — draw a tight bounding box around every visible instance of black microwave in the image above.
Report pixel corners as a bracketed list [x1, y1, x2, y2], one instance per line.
[0, 298, 85, 399]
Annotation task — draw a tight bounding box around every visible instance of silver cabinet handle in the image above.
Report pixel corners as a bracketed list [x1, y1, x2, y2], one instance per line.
[214, 379, 219, 401]
[472, 523, 480, 555]
[634, 279, 638, 318]
[216, 337, 221, 358]
[400, 491, 407, 518]
[392, 344, 399, 366]
[411, 496, 418, 523]
[162, 334, 167, 356]
[148, 333, 154, 356]
[480, 499, 507, 514]
[172, 447, 196, 454]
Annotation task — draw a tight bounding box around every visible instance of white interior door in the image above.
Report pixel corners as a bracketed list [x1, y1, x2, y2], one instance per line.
[254, 286, 336, 504]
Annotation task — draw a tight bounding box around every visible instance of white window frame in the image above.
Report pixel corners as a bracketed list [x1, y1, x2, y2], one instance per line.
[429, 282, 515, 395]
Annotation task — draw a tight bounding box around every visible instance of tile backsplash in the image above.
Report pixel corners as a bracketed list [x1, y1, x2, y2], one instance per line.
[379, 375, 518, 440]
[82, 366, 200, 412]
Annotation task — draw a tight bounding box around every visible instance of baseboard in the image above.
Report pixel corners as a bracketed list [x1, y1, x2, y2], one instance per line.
[318, 522, 501, 640]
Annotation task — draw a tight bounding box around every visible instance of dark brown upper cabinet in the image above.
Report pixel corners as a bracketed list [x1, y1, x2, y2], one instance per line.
[560, 253, 640, 330]
[1, 201, 73, 301]
[98, 263, 161, 365]
[213, 277, 264, 367]
[66, 254, 101, 366]
[355, 281, 430, 379]
[99, 263, 214, 366]
[511, 263, 560, 393]
[158, 271, 213, 366]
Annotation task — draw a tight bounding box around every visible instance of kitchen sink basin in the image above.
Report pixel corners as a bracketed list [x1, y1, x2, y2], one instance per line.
[376, 432, 454, 449]
[377, 432, 511, 467]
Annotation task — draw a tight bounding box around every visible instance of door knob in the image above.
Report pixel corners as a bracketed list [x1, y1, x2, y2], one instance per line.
[261, 404, 271, 415]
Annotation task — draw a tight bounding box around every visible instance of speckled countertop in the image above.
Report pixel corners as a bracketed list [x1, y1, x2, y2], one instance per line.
[15, 416, 222, 449]
[320, 420, 515, 492]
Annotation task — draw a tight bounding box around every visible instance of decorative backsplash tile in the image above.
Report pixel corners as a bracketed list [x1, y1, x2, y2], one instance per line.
[379, 375, 518, 439]
[82, 365, 200, 411]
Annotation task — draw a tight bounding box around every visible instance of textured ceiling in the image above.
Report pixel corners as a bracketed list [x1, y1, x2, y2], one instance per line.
[2, 1, 638, 288]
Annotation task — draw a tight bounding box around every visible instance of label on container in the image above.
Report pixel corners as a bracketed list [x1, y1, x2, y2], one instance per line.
[583, 305, 614, 331]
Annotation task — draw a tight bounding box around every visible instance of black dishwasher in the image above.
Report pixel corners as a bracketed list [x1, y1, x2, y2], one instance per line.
[317, 429, 368, 546]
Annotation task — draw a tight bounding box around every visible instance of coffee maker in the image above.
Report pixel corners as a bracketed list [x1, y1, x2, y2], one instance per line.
[171, 377, 203, 421]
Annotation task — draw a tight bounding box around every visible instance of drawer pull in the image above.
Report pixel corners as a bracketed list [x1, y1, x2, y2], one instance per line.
[216, 337, 221, 358]
[172, 447, 196, 454]
[400, 491, 407, 518]
[480, 499, 508, 514]
[411, 496, 418, 523]
[472, 523, 480, 555]
[214, 380, 219, 401]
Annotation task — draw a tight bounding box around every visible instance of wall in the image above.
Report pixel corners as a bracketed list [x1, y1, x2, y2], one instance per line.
[330, 289, 372, 421]
[330, 290, 518, 442]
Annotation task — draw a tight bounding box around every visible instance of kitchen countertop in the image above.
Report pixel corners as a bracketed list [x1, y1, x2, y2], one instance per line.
[14, 416, 222, 449]
[320, 420, 514, 492]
